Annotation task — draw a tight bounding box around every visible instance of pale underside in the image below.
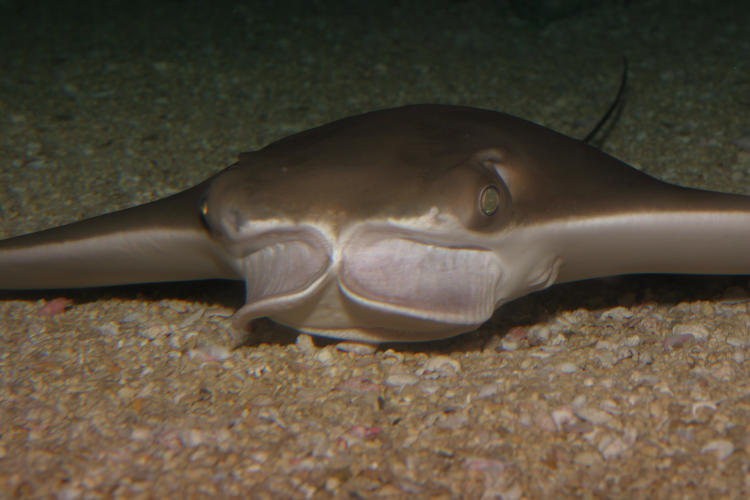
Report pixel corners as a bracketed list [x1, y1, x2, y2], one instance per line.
[231, 216, 506, 342]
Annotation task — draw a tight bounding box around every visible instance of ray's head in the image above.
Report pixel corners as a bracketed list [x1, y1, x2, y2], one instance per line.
[193, 104, 640, 341]
[199, 114, 521, 246]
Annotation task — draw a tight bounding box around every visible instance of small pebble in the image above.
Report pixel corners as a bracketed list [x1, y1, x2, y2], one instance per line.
[558, 309, 589, 326]
[325, 477, 341, 493]
[245, 362, 270, 378]
[250, 394, 275, 407]
[548, 333, 568, 346]
[501, 338, 521, 351]
[595, 340, 616, 351]
[528, 350, 555, 359]
[601, 306, 633, 321]
[336, 342, 377, 355]
[385, 373, 419, 387]
[435, 408, 469, 430]
[691, 401, 717, 418]
[188, 344, 232, 362]
[598, 434, 631, 459]
[663, 333, 696, 350]
[139, 325, 169, 340]
[295, 334, 316, 354]
[551, 407, 576, 430]
[419, 380, 441, 395]
[709, 363, 733, 382]
[477, 383, 500, 399]
[622, 335, 641, 347]
[204, 344, 233, 362]
[315, 348, 335, 365]
[130, 427, 152, 441]
[57, 487, 83, 500]
[169, 335, 182, 349]
[573, 451, 598, 467]
[575, 408, 613, 426]
[725, 336, 745, 347]
[117, 386, 136, 400]
[701, 439, 734, 461]
[335, 376, 381, 393]
[600, 400, 621, 415]
[38, 297, 73, 316]
[381, 349, 403, 363]
[464, 457, 507, 472]
[180, 428, 204, 447]
[672, 322, 710, 340]
[178, 309, 204, 328]
[165, 301, 190, 314]
[502, 326, 527, 351]
[558, 362, 578, 374]
[419, 355, 461, 376]
[98, 322, 120, 337]
[348, 425, 383, 440]
[527, 325, 550, 345]
[534, 410, 558, 432]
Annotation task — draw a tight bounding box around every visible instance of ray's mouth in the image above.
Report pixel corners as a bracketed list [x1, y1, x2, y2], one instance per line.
[241, 237, 331, 305]
[339, 231, 502, 325]
[232, 224, 502, 331]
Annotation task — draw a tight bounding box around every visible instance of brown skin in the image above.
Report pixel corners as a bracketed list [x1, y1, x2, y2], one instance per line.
[2, 105, 750, 341]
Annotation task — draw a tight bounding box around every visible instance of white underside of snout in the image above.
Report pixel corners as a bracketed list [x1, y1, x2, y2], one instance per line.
[231, 218, 506, 341]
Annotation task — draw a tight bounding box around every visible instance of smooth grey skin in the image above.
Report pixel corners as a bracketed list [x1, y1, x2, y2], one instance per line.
[1, 104, 750, 342]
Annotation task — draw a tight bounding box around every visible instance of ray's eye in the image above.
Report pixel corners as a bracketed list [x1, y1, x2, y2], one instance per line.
[479, 185, 501, 216]
[199, 194, 211, 221]
[198, 194, 212, 231]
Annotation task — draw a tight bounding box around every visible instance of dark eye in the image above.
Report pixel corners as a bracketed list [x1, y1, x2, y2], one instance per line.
[198, 193, 214, 232]
[479, 185, 501, 216]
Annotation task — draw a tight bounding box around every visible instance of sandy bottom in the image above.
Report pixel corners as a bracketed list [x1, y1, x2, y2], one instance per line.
[1, 0, 749, 497]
